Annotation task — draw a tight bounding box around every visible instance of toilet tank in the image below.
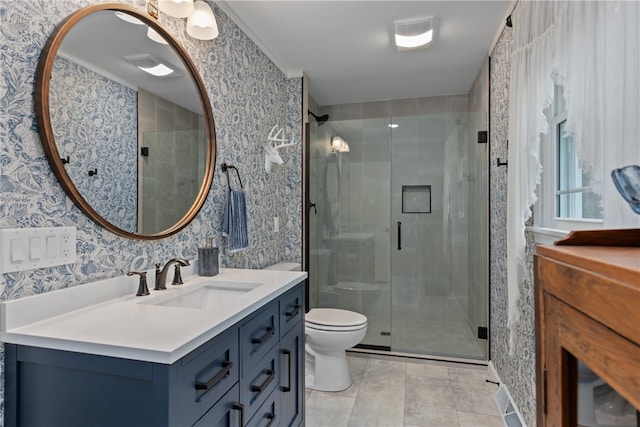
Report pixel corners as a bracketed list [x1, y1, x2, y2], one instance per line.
[263, 262, 301, 271]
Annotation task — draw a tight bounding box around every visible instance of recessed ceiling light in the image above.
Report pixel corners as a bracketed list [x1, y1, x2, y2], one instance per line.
[125, 54, 179, 77]
[389, 123, 399, 129]
[394, 16, 435, 51]
[138, 63, 175, 77]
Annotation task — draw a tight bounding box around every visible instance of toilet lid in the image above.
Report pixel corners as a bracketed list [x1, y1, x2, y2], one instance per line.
[305, 308, 367, 328]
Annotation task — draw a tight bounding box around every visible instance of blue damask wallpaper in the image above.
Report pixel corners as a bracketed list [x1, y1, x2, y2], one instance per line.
[51, 55, 138, 232]
[489, 26, 537, 427]
[0, 1, 302, 423]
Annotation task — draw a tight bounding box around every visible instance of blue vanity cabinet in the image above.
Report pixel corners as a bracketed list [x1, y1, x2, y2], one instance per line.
[278, 285, 305, 427]
[4, 281, 305, 427]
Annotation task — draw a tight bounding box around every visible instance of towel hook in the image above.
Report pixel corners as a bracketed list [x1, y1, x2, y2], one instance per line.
[221, 163, 243, 190]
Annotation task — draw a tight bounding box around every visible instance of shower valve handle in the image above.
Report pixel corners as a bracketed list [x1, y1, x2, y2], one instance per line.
[397, 221, 402, 250]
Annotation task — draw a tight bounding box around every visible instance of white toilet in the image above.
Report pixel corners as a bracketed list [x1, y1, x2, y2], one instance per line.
[305, 308, 367, 391]
[263, 260, 368, 392]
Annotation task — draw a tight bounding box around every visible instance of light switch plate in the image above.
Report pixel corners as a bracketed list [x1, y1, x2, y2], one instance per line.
[0, 226, 76, 273]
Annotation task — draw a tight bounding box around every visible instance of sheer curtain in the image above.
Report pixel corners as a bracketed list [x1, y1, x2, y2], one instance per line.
[507, 1, 640, 350]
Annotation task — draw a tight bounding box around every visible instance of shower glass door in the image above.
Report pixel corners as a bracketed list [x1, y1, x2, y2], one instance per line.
[390, 114, 486, 358]
[308, 105, 488, 360]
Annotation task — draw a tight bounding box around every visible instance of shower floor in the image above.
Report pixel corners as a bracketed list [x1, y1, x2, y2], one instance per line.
[351, 294, 485, 360]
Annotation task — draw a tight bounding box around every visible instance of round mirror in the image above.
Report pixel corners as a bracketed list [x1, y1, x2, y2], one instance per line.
[36, 4, 216, 240]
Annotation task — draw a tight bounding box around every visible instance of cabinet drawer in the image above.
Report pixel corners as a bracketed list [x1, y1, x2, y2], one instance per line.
[191, 383, 242, 427]
[241, 345, 279, 421]
[180, 327, 240, 427]
[240, 301, 278, 372]
[279, 284, 304, 336]
[246, 388, 280, 427]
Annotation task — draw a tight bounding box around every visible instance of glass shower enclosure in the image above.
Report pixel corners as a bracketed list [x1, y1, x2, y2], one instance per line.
[307, 99, 488, 360]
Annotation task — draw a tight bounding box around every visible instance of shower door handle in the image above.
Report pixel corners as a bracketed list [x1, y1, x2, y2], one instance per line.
[397, 221, 402, 250]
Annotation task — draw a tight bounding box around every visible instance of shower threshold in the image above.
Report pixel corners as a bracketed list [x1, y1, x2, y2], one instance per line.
[348, 347, 488, 367]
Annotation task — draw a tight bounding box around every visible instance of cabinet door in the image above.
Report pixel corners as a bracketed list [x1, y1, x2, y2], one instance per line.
[280, 323, 304, 427]
[192, 383, 242, 427]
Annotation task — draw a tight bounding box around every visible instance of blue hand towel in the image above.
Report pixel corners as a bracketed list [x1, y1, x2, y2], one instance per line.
[222, 188, 249, 253]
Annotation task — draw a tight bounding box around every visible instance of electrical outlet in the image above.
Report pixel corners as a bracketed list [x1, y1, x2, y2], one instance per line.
[274, 216, 280, 233]
[61, 234, 72, 258]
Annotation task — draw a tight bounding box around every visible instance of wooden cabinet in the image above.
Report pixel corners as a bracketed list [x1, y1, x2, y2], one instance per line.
[5, 282, 305, 427]
[534, 240, 640, 427]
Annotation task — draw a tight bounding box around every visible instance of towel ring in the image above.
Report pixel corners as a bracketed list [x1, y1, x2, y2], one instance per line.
[221, 163, 243, 189]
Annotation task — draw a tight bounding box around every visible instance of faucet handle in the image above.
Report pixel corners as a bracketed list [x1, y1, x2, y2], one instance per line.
[127, 271, 150, 296]
[172, 264, 184, 286]
[154, 263, 164, 291]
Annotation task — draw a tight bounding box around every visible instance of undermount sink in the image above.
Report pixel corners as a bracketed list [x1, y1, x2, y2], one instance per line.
[140, 281, 262, 310]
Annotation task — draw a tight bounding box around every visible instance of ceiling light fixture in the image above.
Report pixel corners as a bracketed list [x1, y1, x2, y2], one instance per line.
[389, 123, 399, 129]
[394, 16, 434, 51]
[125, 54, 180, 77]
[139, 63, 175, 77]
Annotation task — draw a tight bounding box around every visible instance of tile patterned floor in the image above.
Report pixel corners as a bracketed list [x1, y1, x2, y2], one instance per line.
[305, 354, 503, 427]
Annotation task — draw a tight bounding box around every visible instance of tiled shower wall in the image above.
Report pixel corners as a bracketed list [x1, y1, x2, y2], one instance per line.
[0, 1, 302, 423]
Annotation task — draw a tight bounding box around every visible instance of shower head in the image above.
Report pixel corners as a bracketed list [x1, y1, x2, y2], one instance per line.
[308, 110, 329, 125]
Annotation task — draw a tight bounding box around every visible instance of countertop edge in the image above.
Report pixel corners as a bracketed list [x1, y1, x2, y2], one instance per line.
[1, 270, 307, 364]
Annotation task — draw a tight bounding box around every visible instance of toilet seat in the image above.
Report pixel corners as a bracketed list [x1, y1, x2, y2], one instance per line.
[306, 308, 367, 331]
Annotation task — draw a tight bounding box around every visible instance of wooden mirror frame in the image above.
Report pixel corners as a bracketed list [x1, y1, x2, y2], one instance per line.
[35, 3, 216, 240]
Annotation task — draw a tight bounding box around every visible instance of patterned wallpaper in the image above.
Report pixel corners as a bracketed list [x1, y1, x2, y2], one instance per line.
[489, 26, 537, 427]
[0, 1, 302, 423]
[51, 55, 138, 232]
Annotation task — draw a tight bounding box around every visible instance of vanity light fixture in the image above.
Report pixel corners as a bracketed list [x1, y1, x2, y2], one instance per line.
[114, 11, 145, 25]
[147, 27, 169, 45]
[145, 0, 219, 42]
[159, 0, 195, 18]
[187, 1, 219, 40]
[394, 16, 434, 51]
[331, 136, 350, 153]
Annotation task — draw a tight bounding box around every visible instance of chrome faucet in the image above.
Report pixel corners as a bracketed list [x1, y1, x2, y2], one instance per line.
[154, 258, 190, 290]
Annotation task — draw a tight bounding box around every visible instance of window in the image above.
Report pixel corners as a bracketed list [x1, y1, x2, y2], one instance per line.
[555, 120, 602, 220]
[535, 85, 603, 231]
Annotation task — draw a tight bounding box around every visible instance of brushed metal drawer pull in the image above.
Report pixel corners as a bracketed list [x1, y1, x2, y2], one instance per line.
[285, 304, 301, 318]
[232, 402, 244, 427]
[250, 369, 275, 393]
[251, 326, 275, 345]
[282, 349, 292, 392]
[195, 360, 233, 391]
[266, 412, 276, 427]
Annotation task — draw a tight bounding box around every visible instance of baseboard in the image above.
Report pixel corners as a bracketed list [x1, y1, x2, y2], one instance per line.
[488, 362, 527, 427]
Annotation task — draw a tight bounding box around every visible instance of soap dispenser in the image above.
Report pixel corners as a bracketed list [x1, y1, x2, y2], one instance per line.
[198, 237, 219, 276]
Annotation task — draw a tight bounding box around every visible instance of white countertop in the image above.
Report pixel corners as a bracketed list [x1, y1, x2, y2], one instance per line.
[0, 268, 306, 364]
